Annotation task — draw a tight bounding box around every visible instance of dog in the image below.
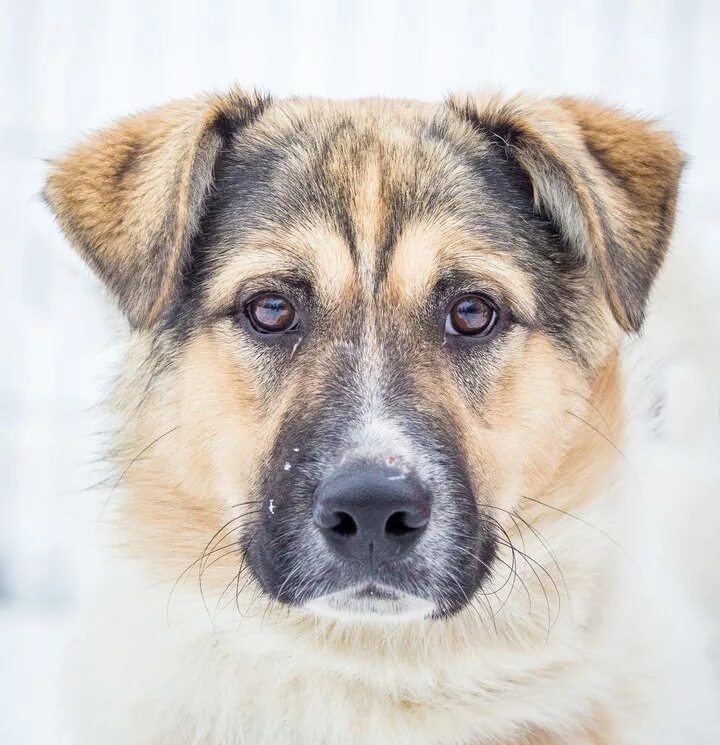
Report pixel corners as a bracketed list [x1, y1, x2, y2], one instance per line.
[45, 89, 720, 744]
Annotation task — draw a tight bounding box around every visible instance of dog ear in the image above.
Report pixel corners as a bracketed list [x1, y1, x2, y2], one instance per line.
[44, 88, 270, 329]
[448, 94, 685, 332]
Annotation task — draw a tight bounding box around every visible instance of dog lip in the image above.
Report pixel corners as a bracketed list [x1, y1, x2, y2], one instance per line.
[304, 581, 436, 621]
[351, 582, 399, 601]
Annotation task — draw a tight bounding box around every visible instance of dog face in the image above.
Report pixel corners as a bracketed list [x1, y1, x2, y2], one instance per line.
[45, 91, 683, 622]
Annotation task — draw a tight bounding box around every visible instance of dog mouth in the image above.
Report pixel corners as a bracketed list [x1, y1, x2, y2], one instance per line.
[304, 582, 436, 621]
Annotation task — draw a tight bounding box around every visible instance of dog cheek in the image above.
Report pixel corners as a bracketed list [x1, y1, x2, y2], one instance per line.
[181, 336, 265, 494]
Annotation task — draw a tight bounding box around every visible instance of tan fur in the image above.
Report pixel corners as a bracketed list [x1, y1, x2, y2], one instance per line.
[44, 89, 269, 327]
[44, 89, 713, 745]
[387, 220, 538, 321]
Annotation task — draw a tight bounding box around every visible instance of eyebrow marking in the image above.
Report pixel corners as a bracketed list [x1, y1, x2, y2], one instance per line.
[444, 254, 537, 321]
[385, 219, 538, 321]
[202, 223, 357, 311]
[203, 251, 306, 310]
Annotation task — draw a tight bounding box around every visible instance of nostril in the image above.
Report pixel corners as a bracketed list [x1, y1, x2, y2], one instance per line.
[314, 468, 432, 564]
[385, 510, 425, 537]
[329, 511, 358, 538]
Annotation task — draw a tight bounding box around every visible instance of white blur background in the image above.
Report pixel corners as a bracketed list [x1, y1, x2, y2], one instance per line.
[2, 1, 719, 742]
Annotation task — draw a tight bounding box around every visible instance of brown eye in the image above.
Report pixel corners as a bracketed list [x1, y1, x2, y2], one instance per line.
[445, 295, 498, 337]
[246, 294, 298, 333]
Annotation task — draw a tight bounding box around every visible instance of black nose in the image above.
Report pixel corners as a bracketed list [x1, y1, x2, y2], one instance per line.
[313, 466, 431, 568]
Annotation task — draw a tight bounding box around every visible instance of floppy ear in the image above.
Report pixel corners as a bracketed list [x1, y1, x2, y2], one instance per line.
[448, 94, 685, 332]
[44, 88, 270, 329]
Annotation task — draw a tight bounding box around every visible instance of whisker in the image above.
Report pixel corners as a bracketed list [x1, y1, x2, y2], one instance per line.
[197, 510, 262, 621]
[519, 494, 631, 559]
[479, 502, 571, 627]
[167, 539, 245, 626]
[103, 425, 181, 511]
[562, 387, 614, 435]
[496, 538, 558, 641]
[214, 563, 253, 620]
[479, 517, 533, 615]
[563, 409, 634, 474]
[235, 527, 262, 615]
[199, 508, 261, 578]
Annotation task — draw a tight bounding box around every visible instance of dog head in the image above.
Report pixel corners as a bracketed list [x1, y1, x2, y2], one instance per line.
[45, 89, 683, 622]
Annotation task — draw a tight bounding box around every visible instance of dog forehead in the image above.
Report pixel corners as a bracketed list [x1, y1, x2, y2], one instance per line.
[204, 100, 528, 307]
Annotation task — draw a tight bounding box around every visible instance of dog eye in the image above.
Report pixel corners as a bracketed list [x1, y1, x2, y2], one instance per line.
[445, 295, 498, 337]
[246, 294, 299, 333]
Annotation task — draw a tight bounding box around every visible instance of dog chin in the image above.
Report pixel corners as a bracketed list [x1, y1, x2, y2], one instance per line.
[304, 583, 436, 623]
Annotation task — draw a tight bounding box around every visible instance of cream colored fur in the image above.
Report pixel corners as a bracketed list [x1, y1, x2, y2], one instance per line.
[69, 239, 720, 745]
[48, 91, 718, 744]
